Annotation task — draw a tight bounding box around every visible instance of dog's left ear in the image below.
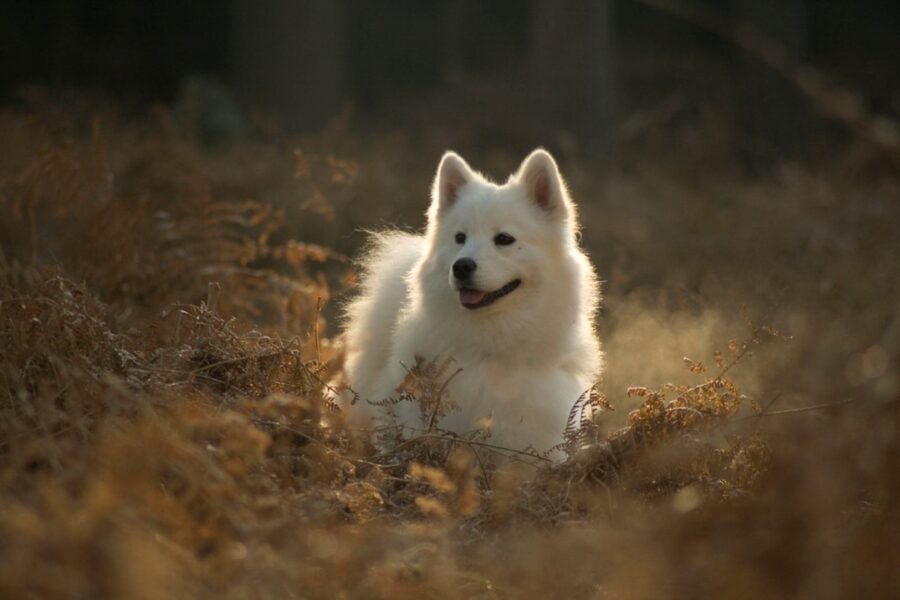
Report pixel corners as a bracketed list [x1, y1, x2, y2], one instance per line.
[515, 149, 572, 221]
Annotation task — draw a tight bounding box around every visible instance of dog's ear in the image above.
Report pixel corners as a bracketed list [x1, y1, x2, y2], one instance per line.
[515, 149, 572, 220]
[431, 151, 474, 214]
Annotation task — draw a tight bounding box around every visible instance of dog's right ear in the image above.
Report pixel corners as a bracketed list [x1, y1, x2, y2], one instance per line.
[430, 151, 474, 216]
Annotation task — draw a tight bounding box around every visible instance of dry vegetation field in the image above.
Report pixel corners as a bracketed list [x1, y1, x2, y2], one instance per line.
[0, 83, 898, 598]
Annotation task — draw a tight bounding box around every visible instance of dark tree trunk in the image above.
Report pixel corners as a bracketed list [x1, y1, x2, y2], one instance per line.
[231, 0, 344, 131]
[733, 0, 808, 163]
[440, 0, 478, 79]
[532, 0, 615, 157]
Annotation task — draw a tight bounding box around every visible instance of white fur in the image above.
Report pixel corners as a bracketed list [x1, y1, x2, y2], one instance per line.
[339, 149, 602, 455]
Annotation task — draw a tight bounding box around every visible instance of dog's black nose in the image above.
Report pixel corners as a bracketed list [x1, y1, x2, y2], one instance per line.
[452, 258, 477, 280]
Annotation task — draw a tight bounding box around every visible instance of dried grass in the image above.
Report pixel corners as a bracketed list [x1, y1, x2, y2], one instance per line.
[0, 92, 898, 599]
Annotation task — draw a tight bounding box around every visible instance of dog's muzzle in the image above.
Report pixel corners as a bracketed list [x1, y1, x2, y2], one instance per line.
[458, 279, 522, 310]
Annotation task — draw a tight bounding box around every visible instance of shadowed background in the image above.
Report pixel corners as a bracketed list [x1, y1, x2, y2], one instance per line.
[0, 1, 898, 598]
[3, 0, 896, 402]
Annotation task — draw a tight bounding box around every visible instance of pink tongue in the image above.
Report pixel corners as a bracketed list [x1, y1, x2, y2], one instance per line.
[459, 289, 486, 305]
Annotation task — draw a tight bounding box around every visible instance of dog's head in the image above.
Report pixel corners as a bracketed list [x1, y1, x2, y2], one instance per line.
[424, 149, 579, 311]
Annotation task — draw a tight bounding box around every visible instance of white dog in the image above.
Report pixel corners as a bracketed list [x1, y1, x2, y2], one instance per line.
[339, 149, 601, 455]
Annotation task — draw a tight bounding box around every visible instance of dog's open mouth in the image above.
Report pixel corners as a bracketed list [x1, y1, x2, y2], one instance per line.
[458, 279, 521, 309]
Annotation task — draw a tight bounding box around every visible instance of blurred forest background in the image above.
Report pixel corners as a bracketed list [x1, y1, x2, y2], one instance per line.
[3, 0, 898, 155]
[0, 1, 898, 598]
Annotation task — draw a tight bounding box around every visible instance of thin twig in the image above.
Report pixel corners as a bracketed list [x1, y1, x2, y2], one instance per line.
[374, 433, 552, 463]
[191, 338, 298, 374]
[428, 367, 464, 432]
[747, 391, 783, 431]
[254, 417, 386, 470]
[741, 398, 858, 420]
[313, 297, 323, 364]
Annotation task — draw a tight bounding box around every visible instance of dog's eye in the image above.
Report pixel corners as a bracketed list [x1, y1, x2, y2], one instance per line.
[494, 233, 516, 246]
[455, 232, 466, 244]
